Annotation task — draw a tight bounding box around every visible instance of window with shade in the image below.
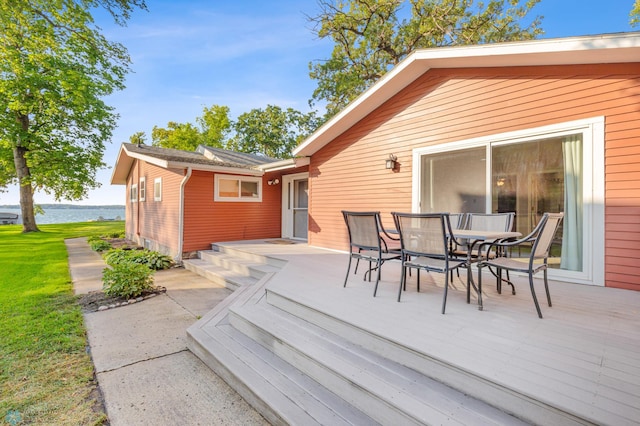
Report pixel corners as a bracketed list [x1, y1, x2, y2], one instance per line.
[214, 174, 262, 202]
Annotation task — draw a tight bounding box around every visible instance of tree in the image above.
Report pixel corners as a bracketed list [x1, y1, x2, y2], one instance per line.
[150, 104, 231, 151]
[632, 0, 640, 26]
[151, 122, 202, 151]
[129, 131, 147, 145]
[0, 0, 146, 232]
[198, 104, 232, 148]
[308, 0, 543, 116]
[228, 105, 321, 159]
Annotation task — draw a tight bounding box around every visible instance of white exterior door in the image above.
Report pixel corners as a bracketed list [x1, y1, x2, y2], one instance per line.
[282, 173, 309, 240]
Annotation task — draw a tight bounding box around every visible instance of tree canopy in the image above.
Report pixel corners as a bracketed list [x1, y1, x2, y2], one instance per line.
[308, 0, 543, 116]
[0, 0, 146, 232]
[150, 104, 231, 151]
[632, 0, 640, 26]
[228, 105, 322, 159]
[143, 104, 321, 159]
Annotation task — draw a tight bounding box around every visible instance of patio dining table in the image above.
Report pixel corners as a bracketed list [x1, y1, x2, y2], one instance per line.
[451, 229, 522, 305]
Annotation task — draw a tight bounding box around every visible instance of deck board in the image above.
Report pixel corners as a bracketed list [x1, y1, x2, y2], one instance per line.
[217, 241, 640, 426]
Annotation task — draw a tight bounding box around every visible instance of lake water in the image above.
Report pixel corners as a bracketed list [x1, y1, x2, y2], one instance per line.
[0, 207, 125, 225]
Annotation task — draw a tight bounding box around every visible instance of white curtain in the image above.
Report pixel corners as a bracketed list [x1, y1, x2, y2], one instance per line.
[561, 135, 583, 270]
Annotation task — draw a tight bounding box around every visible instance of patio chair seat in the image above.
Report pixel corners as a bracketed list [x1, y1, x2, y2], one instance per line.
[404, 256, 465, 272]
[482, 257, 547, 274]
[477, 212, 564, 318]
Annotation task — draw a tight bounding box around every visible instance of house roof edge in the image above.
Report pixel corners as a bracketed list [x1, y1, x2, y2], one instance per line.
[293, 31, 640, 157]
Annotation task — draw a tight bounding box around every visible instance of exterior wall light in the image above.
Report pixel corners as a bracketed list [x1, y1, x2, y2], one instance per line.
[385, 154, 397, 170]
[267, 178, 280, 186]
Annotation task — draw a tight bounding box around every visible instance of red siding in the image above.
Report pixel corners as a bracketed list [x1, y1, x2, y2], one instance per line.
[308, 64, 640, 290]
[181, 169, 300, 253]
[125, 160, 183, 254]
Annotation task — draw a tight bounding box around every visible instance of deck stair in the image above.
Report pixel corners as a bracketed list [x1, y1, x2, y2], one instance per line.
[185, 243, 585, 426]
[183, 248, 282, 290]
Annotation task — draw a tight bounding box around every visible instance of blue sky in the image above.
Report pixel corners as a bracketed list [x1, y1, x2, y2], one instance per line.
[1, 0, 637, 205]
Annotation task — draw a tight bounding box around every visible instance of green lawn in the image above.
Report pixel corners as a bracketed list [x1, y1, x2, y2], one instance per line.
[0, 221, 124, 425]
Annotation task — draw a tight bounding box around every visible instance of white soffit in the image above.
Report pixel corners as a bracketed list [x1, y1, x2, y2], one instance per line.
[293, 32, 640, 157]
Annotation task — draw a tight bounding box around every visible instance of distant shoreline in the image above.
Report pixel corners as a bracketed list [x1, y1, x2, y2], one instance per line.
[0, 204, 124, 210]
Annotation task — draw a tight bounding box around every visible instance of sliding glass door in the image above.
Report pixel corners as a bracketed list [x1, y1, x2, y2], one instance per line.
[414, 118, 602, 283]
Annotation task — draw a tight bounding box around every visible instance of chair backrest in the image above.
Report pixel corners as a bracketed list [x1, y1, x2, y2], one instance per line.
[467, 212, 515, 232]
[342, 211, 382, 251]
[449, 213, 467, 230]
[392, 212, 451, 258]
[531, 212, 564, 260]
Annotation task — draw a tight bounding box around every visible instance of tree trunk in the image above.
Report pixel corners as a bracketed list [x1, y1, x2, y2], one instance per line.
[13, 140, 39, 233]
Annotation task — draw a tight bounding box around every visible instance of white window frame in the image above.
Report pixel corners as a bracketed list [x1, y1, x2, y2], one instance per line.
[412, 117, 604, 286]
[214, 174, 262, 202]
[154, 177, 162, 202]
[130, 183, 138, 203]
[139, 177, 146, 202]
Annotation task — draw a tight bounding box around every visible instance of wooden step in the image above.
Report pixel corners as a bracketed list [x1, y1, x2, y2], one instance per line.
[264, 287, 592, 426]
[187, 283, 378, 425]
[229, 301, 528, 426]
[199, 250, 280, 280]
[183, 258, 258, 290]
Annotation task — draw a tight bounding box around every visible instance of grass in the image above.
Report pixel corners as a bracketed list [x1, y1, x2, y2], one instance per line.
[0, 221, 124, 425]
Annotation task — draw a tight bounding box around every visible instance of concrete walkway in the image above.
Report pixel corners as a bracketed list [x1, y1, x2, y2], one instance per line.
[66, 237, 268, 426]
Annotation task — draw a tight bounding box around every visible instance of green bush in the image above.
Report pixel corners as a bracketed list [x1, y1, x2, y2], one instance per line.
[142, 250, 174, 270]
[102, 262, 154, 299]
[102, 231, 125, 238]
[89, 239, 112, 252]
[103, 248, 173, 270]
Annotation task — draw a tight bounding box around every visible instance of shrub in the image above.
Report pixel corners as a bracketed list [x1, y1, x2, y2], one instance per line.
[142, 250, 173, 270]
[102, 231, 125, 238]
[102, 262, 154, 299]
[89, 238, 112, 252]
[103, 248, 173, 270]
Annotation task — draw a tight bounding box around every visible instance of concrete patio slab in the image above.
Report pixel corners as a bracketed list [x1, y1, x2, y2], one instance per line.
[84, 294, 195, 373]
[98, 350, 268, 426]
[65, 237, 267, 425]
[155, 267, 232, 318]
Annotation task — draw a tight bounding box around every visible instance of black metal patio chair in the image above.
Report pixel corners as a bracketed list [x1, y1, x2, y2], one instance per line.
[392, 212, 467, 314]
[342, 211, 402, 297]
[451, 212, 516, 287]
[476, 212, 564, 318]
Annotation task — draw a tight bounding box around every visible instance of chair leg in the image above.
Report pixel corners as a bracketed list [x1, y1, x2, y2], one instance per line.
[477, 264, 484, 311]
[529, 272, 543, 318]
[506, 271, 515, 295]
[398, 263, 406, 302]
[543, 268, 552, 307]
[441, 273, 449, 314]
[465, 266, 470, 304]
[417, 270, 420, 292]
[354, 258, 360, 274]
[343, 256, 353, 287]
[373, 259, 382, 297]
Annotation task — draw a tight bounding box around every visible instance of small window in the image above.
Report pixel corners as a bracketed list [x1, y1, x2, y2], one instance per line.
[154, 177, 162, 201]
[130, 183, 138, 203]
[139, 177, 146, 202]
[214, 174, 262, 202]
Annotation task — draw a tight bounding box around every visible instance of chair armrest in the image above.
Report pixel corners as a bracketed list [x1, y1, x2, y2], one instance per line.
[477, 235, 536, 258]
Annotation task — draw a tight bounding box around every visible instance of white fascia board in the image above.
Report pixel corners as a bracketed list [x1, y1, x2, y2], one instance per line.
[166, 161, 264, 176]
[293, 32, 640, 157]
[258, 157, 311, 172]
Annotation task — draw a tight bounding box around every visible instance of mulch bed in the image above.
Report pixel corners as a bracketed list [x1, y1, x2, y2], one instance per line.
[77, 286, 166, 313]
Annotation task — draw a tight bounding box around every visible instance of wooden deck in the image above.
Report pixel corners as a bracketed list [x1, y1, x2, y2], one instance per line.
[212, 240, 640, 425]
